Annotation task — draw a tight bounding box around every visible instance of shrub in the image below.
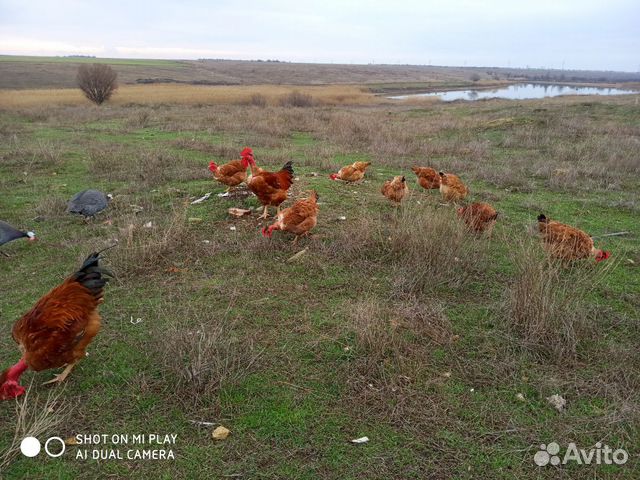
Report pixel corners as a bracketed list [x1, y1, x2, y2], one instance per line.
[248, 93, 267, 107]
[77, 64, 118, 105]
[279, 90, 314, 107]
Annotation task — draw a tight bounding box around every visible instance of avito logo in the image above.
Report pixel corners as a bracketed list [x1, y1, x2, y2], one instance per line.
[534, 442, 628, 467]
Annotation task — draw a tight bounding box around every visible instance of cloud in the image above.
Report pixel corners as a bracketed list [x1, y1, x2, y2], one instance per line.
[0, 36, 105, 56]
[113, 46, 245, 59]
[0, 0, 638, 70]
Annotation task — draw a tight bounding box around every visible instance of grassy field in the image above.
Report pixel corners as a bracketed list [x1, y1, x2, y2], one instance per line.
[2, 56, 638, 91]
[0, 84, 380, 109]
[0, 87, 639, 479]
[0, 56, 184, 67]
[0, 56, 485, 90]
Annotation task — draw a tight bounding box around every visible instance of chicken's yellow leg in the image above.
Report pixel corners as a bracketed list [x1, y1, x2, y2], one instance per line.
[43, 362, 77, 385]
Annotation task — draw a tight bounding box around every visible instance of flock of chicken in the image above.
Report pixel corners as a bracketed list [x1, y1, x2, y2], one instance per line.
[0, 146, 611, 401]
[211, 147, 500, 241]
[209, 146, 611, 262]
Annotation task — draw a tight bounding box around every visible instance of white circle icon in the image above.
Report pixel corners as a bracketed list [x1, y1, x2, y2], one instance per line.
[44, 437, 66, 458]
[20, 437, 41, 457]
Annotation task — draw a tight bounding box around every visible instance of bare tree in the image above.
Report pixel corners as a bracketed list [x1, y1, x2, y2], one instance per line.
[76, 64, 118, 105]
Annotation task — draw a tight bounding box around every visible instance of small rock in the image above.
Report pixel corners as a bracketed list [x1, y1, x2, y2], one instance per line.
[228, 208, 251, 217]
[546, 394, 566, 412]
[212, 425, 231, 440]
[287, 248, 308, 263]
[229, 225, 237, 231]
[516, 393, 526, 402]
[351, 436, 369, 444]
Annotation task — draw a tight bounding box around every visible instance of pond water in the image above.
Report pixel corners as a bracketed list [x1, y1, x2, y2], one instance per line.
[390, 83, 638, 102]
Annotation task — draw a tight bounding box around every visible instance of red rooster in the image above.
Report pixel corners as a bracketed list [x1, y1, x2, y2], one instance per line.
[0, 252, 113, 400]
[208, 147, 252, 193]
[246, 153, 295, 219]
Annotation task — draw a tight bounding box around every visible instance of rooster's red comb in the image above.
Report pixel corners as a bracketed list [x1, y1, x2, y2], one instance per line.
[241, 147, 253, 157]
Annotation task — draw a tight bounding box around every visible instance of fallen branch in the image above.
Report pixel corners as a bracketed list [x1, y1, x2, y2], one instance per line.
[591, 231, 631, 239]
[287, 248, 309, 263]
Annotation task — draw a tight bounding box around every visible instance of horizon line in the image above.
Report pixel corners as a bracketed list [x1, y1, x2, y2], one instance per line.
[1, 54, 638, 74]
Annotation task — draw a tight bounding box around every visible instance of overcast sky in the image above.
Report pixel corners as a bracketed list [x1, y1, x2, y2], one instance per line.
[0, 0, 638, 71]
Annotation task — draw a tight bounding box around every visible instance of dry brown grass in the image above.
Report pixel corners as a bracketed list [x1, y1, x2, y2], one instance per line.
[0, 385, 71, 471]
[0, 141, 66, 170]
[348, 296, 453, 368]
[0, 84, 379, 109]
[246, 93, 267, 107]
[278, 90, 315, 107]
[503, 238, 614, 362]
[339, 295, 454, 435]
[87, 146, 206, 186]
[34, 195, 68, 220]
[107, 201, 205, 279]
[328, 204, 489, 295]
[157, 305, 261, 407]
[125, 108, 152, 128]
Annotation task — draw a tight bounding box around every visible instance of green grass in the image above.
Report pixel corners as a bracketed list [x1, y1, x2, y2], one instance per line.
[0, 55, 185, 68]
[0, 94, 639, 478]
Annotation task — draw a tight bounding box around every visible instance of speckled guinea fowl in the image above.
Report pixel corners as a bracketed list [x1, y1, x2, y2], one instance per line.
[67, 189, 113, 218]
[0, 221, 36, 245]
[0, 221, 36, 255]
